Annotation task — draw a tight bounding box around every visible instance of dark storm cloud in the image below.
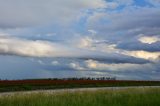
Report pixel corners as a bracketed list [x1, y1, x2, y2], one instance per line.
[78, 52, 150, 64]
[87, 6, 160, 42]
[91, 7, 160, 31]
[117, 41, 160, 52]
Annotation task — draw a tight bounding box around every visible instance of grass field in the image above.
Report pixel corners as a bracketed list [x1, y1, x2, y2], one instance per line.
[0, 88, 160, 106]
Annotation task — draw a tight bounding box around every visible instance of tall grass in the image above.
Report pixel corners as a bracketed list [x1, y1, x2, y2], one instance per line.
[0, 88, 160, 106]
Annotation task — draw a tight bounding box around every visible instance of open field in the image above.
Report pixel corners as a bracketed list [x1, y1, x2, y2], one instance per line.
[0, 79, 160, 92]
[0, 87, 160, 106]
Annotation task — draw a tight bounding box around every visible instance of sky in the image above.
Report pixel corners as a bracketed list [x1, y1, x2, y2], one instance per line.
[0, 0, 160, 80]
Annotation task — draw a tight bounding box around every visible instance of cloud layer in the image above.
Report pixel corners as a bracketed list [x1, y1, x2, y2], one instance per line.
[0, 0, 107, 28]
[0, 0, 160, 80]
[0, 36, 149, 64]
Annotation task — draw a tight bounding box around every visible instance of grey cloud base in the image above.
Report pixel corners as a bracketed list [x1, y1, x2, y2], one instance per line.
[117, 41, 160, 52]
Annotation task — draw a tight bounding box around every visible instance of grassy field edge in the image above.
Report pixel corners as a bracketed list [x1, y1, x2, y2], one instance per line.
[0, 87, 160, 106]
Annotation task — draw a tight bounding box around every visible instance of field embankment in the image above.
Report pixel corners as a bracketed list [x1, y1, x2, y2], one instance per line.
[0, 79, 160, 92]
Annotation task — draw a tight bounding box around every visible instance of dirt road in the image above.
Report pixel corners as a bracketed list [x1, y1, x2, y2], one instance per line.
[0, 86, 160, 97]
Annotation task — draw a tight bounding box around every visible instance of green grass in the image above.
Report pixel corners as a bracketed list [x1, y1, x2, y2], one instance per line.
[0, 88, 160, 106]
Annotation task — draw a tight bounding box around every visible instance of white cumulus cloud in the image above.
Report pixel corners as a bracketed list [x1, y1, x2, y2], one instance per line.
[139, 36, 160, 44]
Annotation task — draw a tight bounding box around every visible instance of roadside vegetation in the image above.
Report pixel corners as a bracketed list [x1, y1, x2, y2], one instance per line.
[0, 88, 160, 106]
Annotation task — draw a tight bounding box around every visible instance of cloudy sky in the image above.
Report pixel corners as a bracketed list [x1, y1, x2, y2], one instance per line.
[0, 0, 160, 80]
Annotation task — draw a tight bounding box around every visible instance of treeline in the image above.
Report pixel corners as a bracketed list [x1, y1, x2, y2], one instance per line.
[0, 77, 116, 81]
[47, 77, 116, 81]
